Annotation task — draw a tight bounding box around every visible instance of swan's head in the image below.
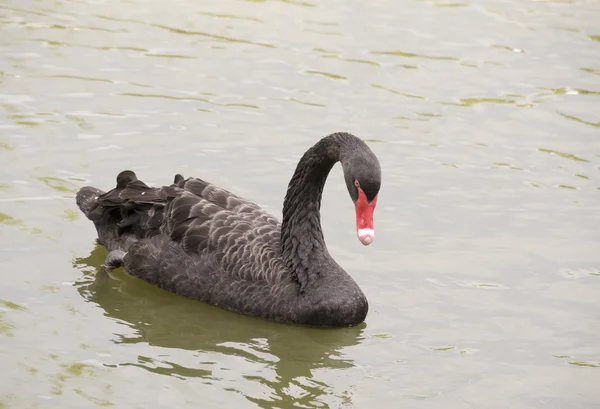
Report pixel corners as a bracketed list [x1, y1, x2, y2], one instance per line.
[343, 147, 381, 246]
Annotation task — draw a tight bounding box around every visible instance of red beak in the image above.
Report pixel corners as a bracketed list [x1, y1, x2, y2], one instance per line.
[355, 188, 377, 245]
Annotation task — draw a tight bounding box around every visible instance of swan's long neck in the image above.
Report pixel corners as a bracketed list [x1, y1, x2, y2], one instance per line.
[281, 134, 351, 291]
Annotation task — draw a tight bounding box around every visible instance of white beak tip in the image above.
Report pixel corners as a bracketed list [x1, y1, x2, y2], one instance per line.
[357, 229, 375, 246]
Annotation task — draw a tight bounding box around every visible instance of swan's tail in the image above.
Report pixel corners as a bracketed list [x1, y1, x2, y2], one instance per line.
[76, 186, 104, 220]
[76, 171, 169, 252]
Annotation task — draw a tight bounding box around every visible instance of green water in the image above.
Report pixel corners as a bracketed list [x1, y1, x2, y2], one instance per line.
[1, 0, 599, 408]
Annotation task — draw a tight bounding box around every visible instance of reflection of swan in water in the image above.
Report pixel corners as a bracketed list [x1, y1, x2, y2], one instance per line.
[74, 244, 365, 408]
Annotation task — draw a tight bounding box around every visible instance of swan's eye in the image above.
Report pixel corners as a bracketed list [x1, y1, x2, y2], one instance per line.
[354, 180, 360, 188]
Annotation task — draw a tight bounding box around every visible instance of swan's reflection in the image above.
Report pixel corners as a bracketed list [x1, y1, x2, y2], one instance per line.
[74, 244, 364, 408]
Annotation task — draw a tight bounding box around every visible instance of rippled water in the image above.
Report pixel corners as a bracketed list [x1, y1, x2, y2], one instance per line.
[1, 0, 599, 408]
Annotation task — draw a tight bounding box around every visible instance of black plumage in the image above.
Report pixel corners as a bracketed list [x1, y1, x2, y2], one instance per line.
[76, 132, 382, 327]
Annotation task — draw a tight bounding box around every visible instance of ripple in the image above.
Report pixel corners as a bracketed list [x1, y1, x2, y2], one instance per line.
[36, 176, 79, 193]
[286, 97, 325, 107]
[69, 111, 125, 118]
[397, 64, 418, 69]
[404, 394, 429, 400]
[119, 93, 260, 109]
[87, 145, 123, 152]
[452, 97, 514, 106]
[568, 361, 600, 368]
[218, 103, 260, 109]
[371, 50, 458, 61]
[40, 74, 112, 83]
[313, 47, 338, 54]
[304, 70, 347, 80]
[538, 148, 588, 162]
[0, 213, 20, 226]
[443, 97, 534, 108]
[539, 87, 600, 96]
[0, 5, 54, 17]
[491, 44, 526, 53]
[249, 0, 317, 7]
[549, 26, 580, 33]
[0, 142, 16, 151]
[117, 356, 211, 379]
[430, 345, 454, 351]
[456, 281, 508, 289]
[580, 68, 600, 76]
[0, 298, 28, 311]
[93, 15, 276, 48]
[14, 21, 128, 33]
[485, 60, 508, 67]
[65, 114, 94, 130]
[0, 71, 19, 79]
[393, 115, 429, 122]
[492, 162, 523, 170]
[152, 23, 275, 48]
[7, 114, 44, 127]
[304, 28, 343, 36]
[433, 3, 469, 7]
[77, 134, 102, 140]
[0, 211, 57, 240]
[341, 58, 380, 66]
[29, 38, 149, 53]
[558, 268, 600, 279]
[559, 113, 600, 128]
[143, 53, 195, 59]
[415, 112, 441, 118]
[371, 84, 425, 99]
[305, 20, 337, 27]
[198, 11, 263, 23]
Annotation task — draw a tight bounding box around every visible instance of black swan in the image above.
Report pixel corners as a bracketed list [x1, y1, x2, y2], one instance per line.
[76, 132, 381, 327]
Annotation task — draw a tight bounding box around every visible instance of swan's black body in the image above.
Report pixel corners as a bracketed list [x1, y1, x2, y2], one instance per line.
[76, 132, 381, 327]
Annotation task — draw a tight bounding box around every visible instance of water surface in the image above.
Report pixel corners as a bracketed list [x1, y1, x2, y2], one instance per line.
[1, 0, 599, 408]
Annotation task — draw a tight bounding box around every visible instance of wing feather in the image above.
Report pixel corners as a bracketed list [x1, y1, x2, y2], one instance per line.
[94, 171, 285, 285]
